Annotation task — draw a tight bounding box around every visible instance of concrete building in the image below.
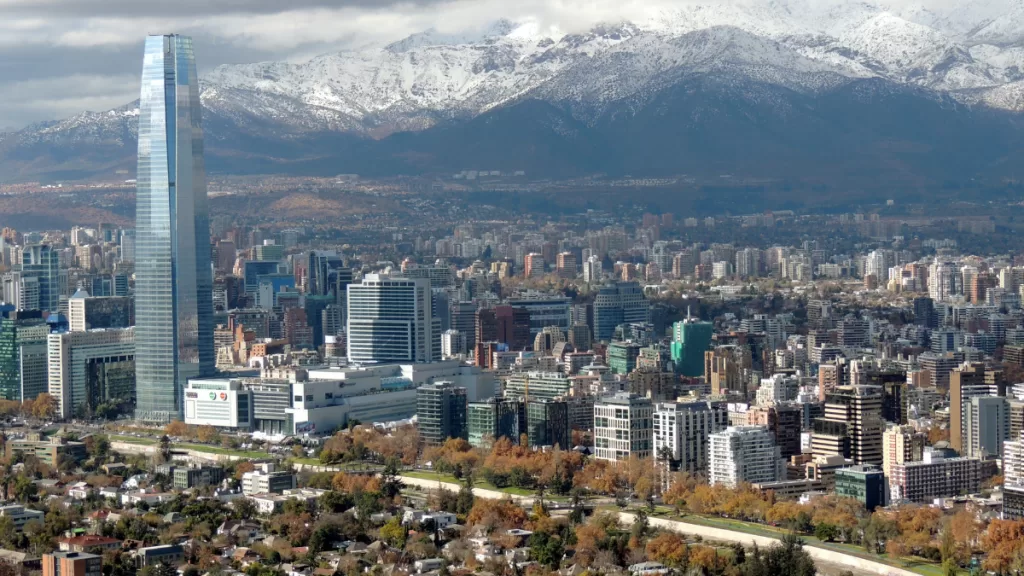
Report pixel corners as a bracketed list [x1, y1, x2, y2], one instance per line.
[47, 328, 135, 419]
[653, 401, 728, 474]
[889, 449, 982, 503]
[526, 399, 571, 448]
[882, 425, 926, 478]
[964, 395, 1009, 459]
[68, 291, 132, 332]
[172, 465, 225, 490]
[812, 385, 884, 466]
[950, 362, 1006, 454]
[241, 463, 297, 495]
[42, 551, 102, 576]
[5, 432, 87, 467]
[670, 316, 712, 378]
[592, 282, 649, 342]
[747, 403, 802, 460]
[594, 393, 653, 461]
[0, 504, 45, 532]
[708, 426, 784, 488]
[347, 275, 438, 364]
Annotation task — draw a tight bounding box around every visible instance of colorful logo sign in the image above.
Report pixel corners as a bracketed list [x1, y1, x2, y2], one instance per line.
[220, 392, 228, 401]
[209, 392, 216, 400]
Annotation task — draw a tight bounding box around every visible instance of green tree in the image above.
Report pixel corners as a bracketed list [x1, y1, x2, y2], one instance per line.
[380, 457, 405, 500]
[528, 532, 564, 570]
[379, 517, 406, 548]
[814, 523, 839, 543]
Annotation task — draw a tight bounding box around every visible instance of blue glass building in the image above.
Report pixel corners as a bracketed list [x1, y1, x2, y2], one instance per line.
[134, 35, 214, 422]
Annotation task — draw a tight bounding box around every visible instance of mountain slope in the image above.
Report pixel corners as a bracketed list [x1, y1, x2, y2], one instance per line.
[6, 1, 1024, 183]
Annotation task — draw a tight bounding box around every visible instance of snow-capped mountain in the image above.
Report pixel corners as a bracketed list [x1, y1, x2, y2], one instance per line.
[6, 0, 1024, 183]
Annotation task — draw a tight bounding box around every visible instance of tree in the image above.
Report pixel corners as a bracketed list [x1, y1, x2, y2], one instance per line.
[31, 394, 57, 420]
[528, 531, 563, 569]
[196, 426, 219, 443]
[379, 517, 406, 548]
[814, 523, 839, 543]
[165, 421, 189, 437]
[645, 532, 689, 568]
[233, 498, 258, 519]
[380, 457, 405, 500]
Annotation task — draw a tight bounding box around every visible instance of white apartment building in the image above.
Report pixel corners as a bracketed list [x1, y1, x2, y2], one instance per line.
[594, 393, 653, 462]
[653, 401, 729, 474]
[708, 426, 783, 488]
[242, 463, 297, 495]
[755, 374, 799, 406]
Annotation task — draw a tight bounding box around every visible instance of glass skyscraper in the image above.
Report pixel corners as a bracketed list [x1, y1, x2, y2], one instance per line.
[134, 35, 214, 422]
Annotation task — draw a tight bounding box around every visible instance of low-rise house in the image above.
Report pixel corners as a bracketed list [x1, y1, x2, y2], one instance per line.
[98, 487, 120, 501]
[217, 520, 262, 544]
[0, 548, 40, 570]
[102, 463, 128, 475]
[414, 559, 445, 574]
[135, 544, 185, 568]
[121, 490, 173, 507]
[628, 562, 670, 576]
[0, 504, 44, 532]
[249, 488, 326, 515]
[67, 482, 93, 500]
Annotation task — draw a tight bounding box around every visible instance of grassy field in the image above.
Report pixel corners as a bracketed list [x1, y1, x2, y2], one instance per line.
[402, 470, 555, 499]
[110, 435, 267, 459]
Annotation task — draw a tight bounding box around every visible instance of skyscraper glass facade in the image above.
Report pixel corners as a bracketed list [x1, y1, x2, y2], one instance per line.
[134, 35, 214, 422]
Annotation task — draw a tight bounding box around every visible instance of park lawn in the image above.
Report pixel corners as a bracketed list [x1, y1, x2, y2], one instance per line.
[651, 511, 952, 576]
[177, 443, 268, 458]
[110, 435, 158, 445]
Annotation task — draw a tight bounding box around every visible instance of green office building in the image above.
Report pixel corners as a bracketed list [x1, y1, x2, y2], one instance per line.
[526, 399, 571, 448]
[468, 398, 525, 447]
[835, 465, 886, 511]
[671, 318, 713, 377]
[0, 310, 49, 401]
[608, 341, 642, 375]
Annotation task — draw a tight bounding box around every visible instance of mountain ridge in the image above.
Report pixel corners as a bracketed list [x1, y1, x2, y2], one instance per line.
[6, 1, 1024, 183]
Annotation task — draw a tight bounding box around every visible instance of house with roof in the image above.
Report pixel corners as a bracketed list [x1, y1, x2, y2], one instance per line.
[57, 535, 123, 553]
[67, 482, 94, 500]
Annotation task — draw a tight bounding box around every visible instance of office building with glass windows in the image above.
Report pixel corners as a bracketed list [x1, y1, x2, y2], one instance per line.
[134, 34, 214, 422]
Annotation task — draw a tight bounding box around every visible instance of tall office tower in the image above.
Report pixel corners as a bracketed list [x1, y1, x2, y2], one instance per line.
[306, 250, 342, 296]
[812, 385, 884, 466]
[964, 396, 1009, 458]
[417, 382, 467, 445]
[670, 315, 713, 377]
[48, 328, 136, 419]
[134, 35, 214, 422]
[449, 301, 478, 349]
[950, 362, 1006, 453]
[708, 426, 784, 488]
[653, 401, 729, 474]
[475, 305, 531, 351]
[21, 244, 61, 312]
[592, 281, 650, 342]
[593, 393, 653, 461]
[524, 253, 545, 278]
[347, 274, 436, 364]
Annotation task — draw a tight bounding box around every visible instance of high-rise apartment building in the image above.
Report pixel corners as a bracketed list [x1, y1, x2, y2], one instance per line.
[653, 401, 728, 473]
[524, 253, 545, 278]
[882, 425, 926, 478]
[964, 395, 1009, 459]
[594, 393, 653, 461]
[708, 426, 784, 488]
[0, 310, 49, 402]
[135, 35, 214, 421]
[950, 362, 1006, 453]
[812, 385, 884, 466]
[347, 275, 437, 364]
[526, 399, 571, 448]
[417, 382, 467, 445]
[555, 252, 577, 279]
[747, 403, 803, 459]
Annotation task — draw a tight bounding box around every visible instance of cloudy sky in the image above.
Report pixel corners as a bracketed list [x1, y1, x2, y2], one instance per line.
[0, 0, 994, 130]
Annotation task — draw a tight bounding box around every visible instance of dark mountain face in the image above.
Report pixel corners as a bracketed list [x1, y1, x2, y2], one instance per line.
[1, 76, 1023, 189]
